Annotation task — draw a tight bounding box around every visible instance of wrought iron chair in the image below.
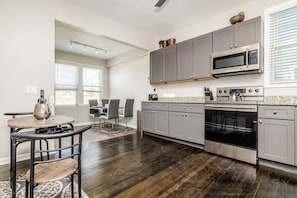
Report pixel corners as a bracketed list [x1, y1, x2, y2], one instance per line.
[11, 125, 92, 198]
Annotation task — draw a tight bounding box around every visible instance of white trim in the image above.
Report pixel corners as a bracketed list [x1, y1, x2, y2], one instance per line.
[264, 0, 297, 88]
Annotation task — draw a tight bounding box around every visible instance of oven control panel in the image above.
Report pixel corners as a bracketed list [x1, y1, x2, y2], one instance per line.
[217, 86, 263, 97]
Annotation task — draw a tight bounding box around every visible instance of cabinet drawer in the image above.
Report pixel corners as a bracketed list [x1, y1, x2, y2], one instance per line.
[169, 103, 204, 113]
[142, 102, 168, 111]
[258, 105, 294, 120]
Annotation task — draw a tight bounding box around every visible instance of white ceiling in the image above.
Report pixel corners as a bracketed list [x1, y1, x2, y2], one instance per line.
[55, 22, 138, 60]
[56, 0, 253, 60]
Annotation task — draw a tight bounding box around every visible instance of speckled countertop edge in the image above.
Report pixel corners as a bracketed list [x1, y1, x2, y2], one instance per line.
[143, 96, 297, 106]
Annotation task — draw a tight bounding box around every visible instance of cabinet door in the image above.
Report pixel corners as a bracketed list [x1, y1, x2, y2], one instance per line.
[234, 16, 261, 48]
[212, 26, 233, 52]
[258, 118, 295, 165]
[153, 111, 169, 136]
[169, 112, 185, 139]
[141, 110, 153, 133]
[177, 39, 193, 80]
[164, 45, 177, 82]
[185, 113, 205, 144]
[150, 49, 164, 84]
[193, 33, 213, 79]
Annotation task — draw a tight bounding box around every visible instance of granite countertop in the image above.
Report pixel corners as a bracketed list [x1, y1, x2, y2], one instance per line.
[143, 97, 205, 104]
[258, 96, 297, 106]
[143, 96, 297, 106]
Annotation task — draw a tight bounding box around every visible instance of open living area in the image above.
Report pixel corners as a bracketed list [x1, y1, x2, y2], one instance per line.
[1, 0, 297, 197]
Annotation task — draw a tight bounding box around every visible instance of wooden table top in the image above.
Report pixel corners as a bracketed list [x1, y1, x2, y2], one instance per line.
[7, 115, 74, 129]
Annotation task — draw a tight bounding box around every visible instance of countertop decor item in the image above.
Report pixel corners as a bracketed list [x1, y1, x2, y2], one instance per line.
[230, 12, 245, 25]
[33, 89, 51, 120]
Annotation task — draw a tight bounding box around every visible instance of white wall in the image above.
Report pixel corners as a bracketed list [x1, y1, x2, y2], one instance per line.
[108, 51, 149, 128]
[0, 0, 155, 163]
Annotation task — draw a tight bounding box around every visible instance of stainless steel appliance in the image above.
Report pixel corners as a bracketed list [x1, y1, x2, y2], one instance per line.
[204, 86, 263, 165]
[211, 43, 263, 77]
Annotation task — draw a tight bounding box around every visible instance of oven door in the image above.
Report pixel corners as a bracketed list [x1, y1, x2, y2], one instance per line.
[205, 104, 257, 150]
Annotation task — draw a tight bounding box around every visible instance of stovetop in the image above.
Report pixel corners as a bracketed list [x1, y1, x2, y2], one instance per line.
[205, 86, 263, 105]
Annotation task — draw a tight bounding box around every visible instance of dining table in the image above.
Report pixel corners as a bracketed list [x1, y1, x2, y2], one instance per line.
[7, 115, 74, 198]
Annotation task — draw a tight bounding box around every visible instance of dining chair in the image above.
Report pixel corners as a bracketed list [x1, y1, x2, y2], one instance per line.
[101, 99, 109, 107]
[89, 99, 100, 127]
[99, 99, 120, 131]
[11, 125, 92, 198]
[119, 99, 134, 129]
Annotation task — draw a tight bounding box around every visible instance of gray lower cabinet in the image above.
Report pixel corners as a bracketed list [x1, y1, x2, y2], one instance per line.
[258, 105, 295, 165]
[142, 102, 205, 145]
[142, 103, 169, 136]
[168, 104, 205, 144]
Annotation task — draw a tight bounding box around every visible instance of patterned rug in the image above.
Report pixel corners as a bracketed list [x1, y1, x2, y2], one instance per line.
[0, 176, 89, 198]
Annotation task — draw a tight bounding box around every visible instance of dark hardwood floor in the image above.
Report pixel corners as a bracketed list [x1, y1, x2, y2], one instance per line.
[1, 133, 297, 197]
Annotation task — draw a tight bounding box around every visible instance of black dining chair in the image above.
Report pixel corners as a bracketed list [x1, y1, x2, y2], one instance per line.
[11, 125, 92, 198]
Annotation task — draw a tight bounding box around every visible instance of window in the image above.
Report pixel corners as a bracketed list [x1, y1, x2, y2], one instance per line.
[82, 67, 101, 104]
[266, 1, 297, 85]
[55, 62, 102, 105]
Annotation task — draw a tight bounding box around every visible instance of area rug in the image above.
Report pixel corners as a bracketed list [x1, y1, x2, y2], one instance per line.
[58, 126, 137, 146]
[0, 176, 89, 198]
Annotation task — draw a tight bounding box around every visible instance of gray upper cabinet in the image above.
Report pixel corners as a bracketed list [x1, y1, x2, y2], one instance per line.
[150, 49, 164, 84]
[177, 33, 213, 80]
[193, 33, 213, 79]
[213, 16, 262, 52]
[164, 45, 177, 82]
[212, 26, 233, 52]
[150, 45, 177, 84]
[177, 39, 193, 80]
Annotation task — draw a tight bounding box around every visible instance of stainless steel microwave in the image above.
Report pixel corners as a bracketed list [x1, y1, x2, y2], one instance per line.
[211, 43, 263, 77]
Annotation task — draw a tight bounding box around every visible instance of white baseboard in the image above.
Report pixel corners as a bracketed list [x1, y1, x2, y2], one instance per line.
[0, 152, 30, 166]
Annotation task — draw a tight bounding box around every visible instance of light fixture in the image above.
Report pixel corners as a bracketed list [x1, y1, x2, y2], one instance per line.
[69, 40, 107, 54]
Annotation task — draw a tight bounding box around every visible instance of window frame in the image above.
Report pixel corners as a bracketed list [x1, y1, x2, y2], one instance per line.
[264, 0, 297, 88]
[55, 60, 103, 105]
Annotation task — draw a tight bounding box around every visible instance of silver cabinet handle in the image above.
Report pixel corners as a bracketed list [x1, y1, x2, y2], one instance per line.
[234, 44, 238, 48]
[273, 111, 277, 115]
[230, 45, 233, 49]
[259, 120, 262, 124]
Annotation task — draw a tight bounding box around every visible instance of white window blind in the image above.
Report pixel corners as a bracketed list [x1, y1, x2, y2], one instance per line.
[55, 63, 78, 89]
[268, 4, 297, 84]
[55, 62, 103, 105]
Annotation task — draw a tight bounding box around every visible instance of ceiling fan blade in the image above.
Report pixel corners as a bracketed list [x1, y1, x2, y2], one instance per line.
[155, 0, 167, 7]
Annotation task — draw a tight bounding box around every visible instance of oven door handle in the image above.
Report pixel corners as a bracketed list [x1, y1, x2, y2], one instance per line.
[205, 104, 257, 112]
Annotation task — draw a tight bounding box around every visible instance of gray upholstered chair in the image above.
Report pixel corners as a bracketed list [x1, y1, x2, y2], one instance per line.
[101, 99, 109, 107]
[119, 99, 134, 128]
[99, 99, 120, 131]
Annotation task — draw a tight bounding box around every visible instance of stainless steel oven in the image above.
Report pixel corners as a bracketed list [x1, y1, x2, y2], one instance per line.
[204, 86, 263, 165]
